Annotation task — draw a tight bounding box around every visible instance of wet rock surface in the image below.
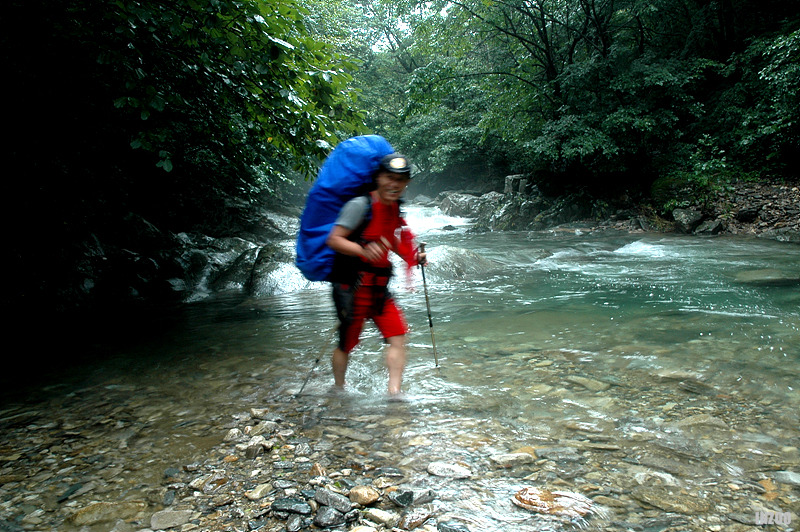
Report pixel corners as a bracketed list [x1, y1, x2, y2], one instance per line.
[437, 179, 800, 243]
[1, 355, 798, 532]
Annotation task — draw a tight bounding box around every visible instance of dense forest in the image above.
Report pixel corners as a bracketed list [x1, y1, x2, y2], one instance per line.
[3, 0, 798, 323]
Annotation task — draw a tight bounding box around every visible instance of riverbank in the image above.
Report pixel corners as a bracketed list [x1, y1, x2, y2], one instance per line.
[1, 355, 798, 532]
[433, 179, 800, 243]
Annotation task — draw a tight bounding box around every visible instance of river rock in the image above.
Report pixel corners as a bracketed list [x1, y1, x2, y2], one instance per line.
[250, 420, 278, 436]
[566, 375, 611, 391]
[325, 425, 374, 442]
[774, 470, 800, 486]
[674, 413, 729, 429]
[673, 208, 704, 233]
[151, 509, 195, 530]
[512, 487, 598, 519]
[536, 447, 581, 462]
[349, 484, 381, 505]
[223, 428, 244, 441]
[272, 497, 312, 515]
[398, 506, 433, 530]
[315, 487, 352, 512]
[734, 268, 800, 286]
[388, 489, 415, 507]
[695, 218, 724, 234]
[68, 501, 147, 525]
[363, 507, 400, 527]
[489, 452, 537, 467]
[427, 461, 472, 478]
[313, 506, 346, 527]
[630, 486, 711, 514]
[245, 483, 272, 500]
[413, 488, 438, 505]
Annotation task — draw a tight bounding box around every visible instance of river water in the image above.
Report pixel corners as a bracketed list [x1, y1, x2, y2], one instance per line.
[1, 204, 798, 531]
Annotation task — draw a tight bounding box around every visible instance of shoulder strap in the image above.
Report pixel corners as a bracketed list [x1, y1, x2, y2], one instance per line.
[350, 194, 373, 242]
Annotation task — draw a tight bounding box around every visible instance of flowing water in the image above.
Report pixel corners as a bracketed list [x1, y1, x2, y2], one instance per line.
[2, 204, 799, 531]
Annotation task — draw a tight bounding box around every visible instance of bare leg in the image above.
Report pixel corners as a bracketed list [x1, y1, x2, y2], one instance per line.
[385, 335, 407, 396]
[332, 347, 349, 389]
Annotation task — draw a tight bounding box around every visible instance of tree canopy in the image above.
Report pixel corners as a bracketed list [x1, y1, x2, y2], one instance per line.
[346, 0, 799, 200]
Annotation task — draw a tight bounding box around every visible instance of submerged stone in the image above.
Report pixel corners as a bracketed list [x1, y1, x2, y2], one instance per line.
[630, 486, 711, 514]
[151, 509, 195, 530]
[427, 461, 472, 478]
[774, 470, 800, 486]
[734, 268, 800, 286]
[68, 501, 147, 526]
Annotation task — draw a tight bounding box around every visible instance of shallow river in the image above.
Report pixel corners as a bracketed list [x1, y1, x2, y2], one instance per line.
[1, 204, 798, 531]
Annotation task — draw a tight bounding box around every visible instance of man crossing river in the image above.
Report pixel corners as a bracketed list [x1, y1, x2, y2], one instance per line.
[325, 153, 427, 401]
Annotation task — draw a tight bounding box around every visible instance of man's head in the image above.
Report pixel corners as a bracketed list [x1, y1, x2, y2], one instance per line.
[375, 153, 412, 203]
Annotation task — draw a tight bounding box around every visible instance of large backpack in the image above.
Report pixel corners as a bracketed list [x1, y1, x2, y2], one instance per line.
[295, 135, 394, 281]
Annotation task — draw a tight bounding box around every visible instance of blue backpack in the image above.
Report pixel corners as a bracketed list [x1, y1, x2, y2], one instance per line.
[295, 135, 394, 281]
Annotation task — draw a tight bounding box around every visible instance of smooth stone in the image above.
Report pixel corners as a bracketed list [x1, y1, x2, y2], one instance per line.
[315, 488, 352, 513]
[271, 497, 312, 515]
[566, 375, 611, 391]
[245, 483, 272, 500]
[489, 452, 536, 467]
[325, 426, 374, 442]
[150, 509, 195, 530]
[536, 447, 581, 462]
[398, 507, 433, 530]
[413, 488, 437, 505]
[674, 413, 728, 429]
[286, 514, 303, 532]
[349, 485, 381, 505]
[388, 489, 415, 507]
[363, 508, 399, 527]
[314, 506, 346, 527]
[250, 420, 278, 436]
[68, 501, 147, 525]
[201, 472, 228, 494]
[630, 486, 711, 514]
[223, 428, 243, 441]
[734, 269, 800, 286]
[774, 470, 800, 486]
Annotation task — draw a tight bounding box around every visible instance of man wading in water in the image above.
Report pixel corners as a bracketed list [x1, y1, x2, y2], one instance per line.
[325, 154, 426, 401]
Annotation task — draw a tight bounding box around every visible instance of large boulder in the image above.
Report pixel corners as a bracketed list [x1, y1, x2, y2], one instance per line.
[672, 208, 704, 233]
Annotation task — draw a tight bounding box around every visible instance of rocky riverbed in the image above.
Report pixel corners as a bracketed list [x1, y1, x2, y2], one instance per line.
[1, 343, 798, 532]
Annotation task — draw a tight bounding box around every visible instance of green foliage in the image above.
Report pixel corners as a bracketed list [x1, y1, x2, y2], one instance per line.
[3, 0, 368, 312]
[370, 0, 800, 198]
[652, 135, 758, 212]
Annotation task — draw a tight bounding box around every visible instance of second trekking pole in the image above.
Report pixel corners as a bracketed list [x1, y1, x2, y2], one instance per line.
[418, 242, 439, 368]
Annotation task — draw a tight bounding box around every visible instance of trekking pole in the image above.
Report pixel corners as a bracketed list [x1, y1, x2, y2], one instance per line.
[418, 242, 439, 368]
[296, 323, 338, 397]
